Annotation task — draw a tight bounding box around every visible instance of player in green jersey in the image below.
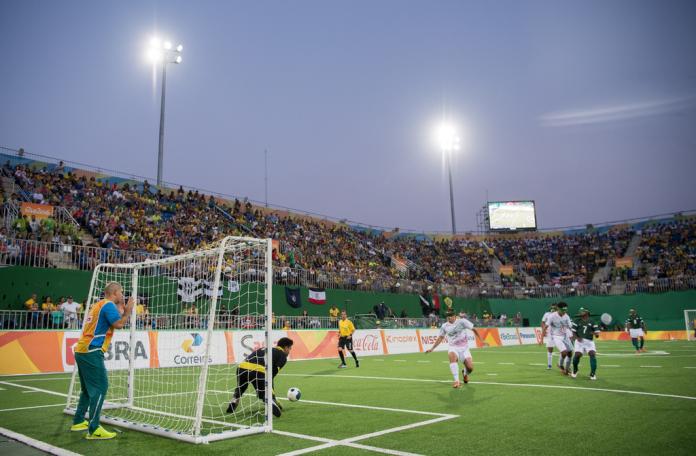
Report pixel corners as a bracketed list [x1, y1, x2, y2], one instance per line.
[570, 308, 600, 380]
[626, 309, 647, 353]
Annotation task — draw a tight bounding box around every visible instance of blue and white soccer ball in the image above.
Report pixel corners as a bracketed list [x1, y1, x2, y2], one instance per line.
[287, 387, 301, 402]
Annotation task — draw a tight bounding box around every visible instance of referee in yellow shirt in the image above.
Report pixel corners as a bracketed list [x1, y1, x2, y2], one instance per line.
[338, 310, 359, 368]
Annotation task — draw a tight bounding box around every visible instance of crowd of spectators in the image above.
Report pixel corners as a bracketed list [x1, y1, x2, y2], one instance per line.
[487, 229, 634, 286]
[635, 220, 696, 279]
[2, 160, 696, 294]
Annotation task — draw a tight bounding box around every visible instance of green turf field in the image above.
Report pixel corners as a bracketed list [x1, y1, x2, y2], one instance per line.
[1, 340, 696, 455]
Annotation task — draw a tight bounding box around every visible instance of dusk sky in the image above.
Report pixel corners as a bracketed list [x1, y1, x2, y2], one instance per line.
[1, 0, 695, 233]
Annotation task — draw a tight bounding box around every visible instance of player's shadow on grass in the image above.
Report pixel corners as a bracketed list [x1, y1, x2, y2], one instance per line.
[436, 386, 493, 411]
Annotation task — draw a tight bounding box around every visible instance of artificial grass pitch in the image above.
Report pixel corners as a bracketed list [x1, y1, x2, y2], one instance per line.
[1, 340, 695, 455]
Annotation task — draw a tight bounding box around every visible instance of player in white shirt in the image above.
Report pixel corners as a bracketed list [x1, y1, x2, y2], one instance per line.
[540, 304, 558, 369]
[425, 310, 485, 388]
[545, 302, 574, 375]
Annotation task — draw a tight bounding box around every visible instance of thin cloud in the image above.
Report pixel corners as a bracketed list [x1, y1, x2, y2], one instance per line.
[540, 94, 696, 127]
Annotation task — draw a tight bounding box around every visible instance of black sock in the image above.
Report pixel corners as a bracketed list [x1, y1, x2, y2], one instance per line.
[339, 351, 346, 364]
[639, 338, 644, 349]
[350, 351, 358, 363]
[572, 355, 580, 374]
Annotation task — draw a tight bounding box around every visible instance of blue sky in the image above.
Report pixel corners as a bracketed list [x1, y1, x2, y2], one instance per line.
[1, 0, 695, 232]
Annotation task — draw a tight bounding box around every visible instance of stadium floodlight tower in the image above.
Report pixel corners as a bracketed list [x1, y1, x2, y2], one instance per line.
[436, 122, 461, 235]
[147, 37, 183, 188]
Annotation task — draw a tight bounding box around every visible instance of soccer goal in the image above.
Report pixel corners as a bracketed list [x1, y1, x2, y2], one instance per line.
[64, 236, 273, 443]
[685, 310, 696, 342]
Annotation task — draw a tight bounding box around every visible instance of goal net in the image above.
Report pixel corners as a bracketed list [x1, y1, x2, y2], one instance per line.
[686, 310, 696, 342]
[64, 236, 273, 443]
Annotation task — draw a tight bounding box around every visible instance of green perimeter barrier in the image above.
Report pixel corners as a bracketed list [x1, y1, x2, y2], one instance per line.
[0, 267, 692, 329]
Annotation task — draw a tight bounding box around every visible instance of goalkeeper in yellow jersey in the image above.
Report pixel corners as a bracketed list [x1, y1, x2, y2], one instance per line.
[338, 310, 359, 368]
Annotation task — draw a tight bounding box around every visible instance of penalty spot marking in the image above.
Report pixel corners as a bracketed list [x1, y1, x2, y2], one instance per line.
[280, 373, 696, 401]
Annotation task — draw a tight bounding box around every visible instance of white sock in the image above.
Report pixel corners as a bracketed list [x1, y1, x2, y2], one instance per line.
[547, 352, 553, 366]
[450, 363, 459, 381]
[463, 366, 469, 376]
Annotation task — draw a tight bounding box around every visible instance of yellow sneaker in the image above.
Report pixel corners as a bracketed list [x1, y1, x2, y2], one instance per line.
[85, 426, 117, 440]
[70, 420, 89, 432]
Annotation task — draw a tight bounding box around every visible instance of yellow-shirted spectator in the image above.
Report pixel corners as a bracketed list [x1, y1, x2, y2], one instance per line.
[25, 294, 37, 310]
[42, 296, 57, 312]
[329, 304, 339, 328]
[337, 310, 359, 368]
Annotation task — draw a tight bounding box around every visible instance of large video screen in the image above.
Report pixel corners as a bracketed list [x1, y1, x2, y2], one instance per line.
[488, 201, 537, 231]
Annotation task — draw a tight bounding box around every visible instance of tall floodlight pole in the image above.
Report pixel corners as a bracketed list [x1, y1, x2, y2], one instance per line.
[436, 123, 461, 235]
[148, 38, 183, 188]
[264, 149, 269, 208]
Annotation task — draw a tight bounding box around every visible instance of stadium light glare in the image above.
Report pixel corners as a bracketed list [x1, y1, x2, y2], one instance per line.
[175, 55, 182, 64]
[436, 122, 460, 153]
[176, 44, 183, 52]
[164, 41, 172, 50]
[150, 37, 161, 48]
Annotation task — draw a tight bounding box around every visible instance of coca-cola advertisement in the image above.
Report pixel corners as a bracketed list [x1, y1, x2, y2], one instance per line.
[351, 330, 384, 355]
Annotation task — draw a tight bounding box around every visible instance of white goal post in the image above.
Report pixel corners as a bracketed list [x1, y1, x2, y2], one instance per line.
[686, 310, 696, 342]
[64, 236, 273, 443]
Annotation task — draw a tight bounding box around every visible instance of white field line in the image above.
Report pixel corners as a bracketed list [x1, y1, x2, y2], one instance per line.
[0, 403, 65, 413]
[528, 363, 547, 366]
[280, 373, 696, 401]
[684, 367, 696, 369]
[393, 360, 406, 362]
[640, 365, 662, 368]
[0, 377, 71, 382]
[0, 426, 81, 456]
[0, 382, 68, 398]
[373, 359, 385, 362]
[602, 365, 621, 368]
[497, 362, 514, 365]
[0, 380, 456, 456]
[486, 374, 498, 376]
[276, 415, 457, 456]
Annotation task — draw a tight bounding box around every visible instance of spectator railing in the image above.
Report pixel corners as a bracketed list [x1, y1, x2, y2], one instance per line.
[0, 237, 167, 270]
[0, 309, 85, 330]
[1, 201, 19, 231]
[53, 206, 81, 231]
[0, 309, 530, 331]
[0, 306, 532, 331]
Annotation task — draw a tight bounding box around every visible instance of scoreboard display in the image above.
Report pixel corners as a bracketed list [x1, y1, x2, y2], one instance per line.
[487, 201, 537, 231]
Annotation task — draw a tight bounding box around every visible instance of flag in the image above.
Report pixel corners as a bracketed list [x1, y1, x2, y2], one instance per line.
[285, 287, 301, 308]
[308, 288, 326, 305]
[228, 280, 240, 293]
[177, 277, 202, 303]
[202, 279, 223, 298]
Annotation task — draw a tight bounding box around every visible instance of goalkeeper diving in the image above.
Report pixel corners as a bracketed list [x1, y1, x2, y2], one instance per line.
[227, 337, 294, 417]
